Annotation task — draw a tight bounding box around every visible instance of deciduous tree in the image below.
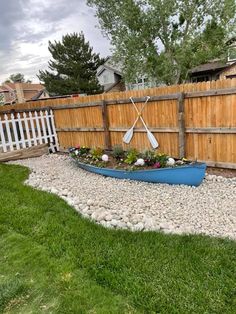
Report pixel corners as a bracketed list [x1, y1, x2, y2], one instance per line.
[7, 73, 26, 83]
[88, 0, 236, 84]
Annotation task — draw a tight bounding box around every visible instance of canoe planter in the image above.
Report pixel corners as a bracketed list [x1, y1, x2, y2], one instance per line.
[75, 160, 207, 187]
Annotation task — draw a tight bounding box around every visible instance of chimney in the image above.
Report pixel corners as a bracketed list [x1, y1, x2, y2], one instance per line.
[15, 83, 25, 103]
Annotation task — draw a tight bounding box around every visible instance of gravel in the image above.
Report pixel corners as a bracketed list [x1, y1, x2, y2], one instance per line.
[9, 154, 236, 240]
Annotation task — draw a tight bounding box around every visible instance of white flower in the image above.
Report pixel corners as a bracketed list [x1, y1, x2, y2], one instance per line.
[166, 157, 175, 166]
[75, 150, 79, 156]
[102, 154, 109, 162]
[134, 158, 145, 166]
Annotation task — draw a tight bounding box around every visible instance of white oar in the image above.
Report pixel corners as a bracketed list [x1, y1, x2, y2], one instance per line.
[131, 98, 159, 149]
[123, 96, 150, 144]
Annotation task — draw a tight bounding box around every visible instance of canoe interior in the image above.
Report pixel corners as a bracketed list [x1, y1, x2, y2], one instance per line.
[75, 160, 207, 187]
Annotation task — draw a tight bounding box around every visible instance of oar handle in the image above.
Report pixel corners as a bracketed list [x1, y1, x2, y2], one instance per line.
[139, 115, 149, 132]
[131, 116, 139, 128]
[130, 96, 149, 129]
[130, 96, 150, 131]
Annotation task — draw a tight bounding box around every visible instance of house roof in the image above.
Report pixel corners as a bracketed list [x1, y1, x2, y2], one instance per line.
[0, 82, 46, 104]
[4, 82, 44, 90]
[189, 61, 229, 74]
[97, 64, 123, 77]
[31, 89, 46, 100]
[97, 56, 123, 77]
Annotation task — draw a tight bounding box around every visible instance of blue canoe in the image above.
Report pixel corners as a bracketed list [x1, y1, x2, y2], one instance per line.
[75, 161, 206, 187]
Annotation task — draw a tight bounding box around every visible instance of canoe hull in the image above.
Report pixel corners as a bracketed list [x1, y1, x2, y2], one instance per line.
[75, 161, 206, 186]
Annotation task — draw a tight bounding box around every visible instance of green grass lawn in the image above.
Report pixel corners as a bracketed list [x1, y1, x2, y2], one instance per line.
[0, 164, 236, 313]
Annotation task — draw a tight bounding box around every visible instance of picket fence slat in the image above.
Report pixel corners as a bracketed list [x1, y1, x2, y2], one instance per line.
[4, 114, 14, 151]
[0, 110, 59, 154]
[29, 112, 37, 146]
[0, 117, 7, 152]
[40, 110, 48, 145]
[23, 112, 32, 147]
[11, 113, 20, 150]
[17, 113, 26, 148]
[35, 111, 43, 145]
[50, 109, 59, 151]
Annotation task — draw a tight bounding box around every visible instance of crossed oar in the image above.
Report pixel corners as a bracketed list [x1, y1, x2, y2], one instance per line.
[123, 96, 159, 149]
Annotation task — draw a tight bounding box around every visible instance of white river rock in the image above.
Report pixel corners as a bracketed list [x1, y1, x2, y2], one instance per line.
[8, 154, 236, 240]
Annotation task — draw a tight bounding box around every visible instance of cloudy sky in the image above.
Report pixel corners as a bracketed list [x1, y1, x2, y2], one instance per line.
[0, 0, 111, 83]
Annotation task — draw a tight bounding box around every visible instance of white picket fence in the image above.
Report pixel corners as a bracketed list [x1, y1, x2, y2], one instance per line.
[0, 109, 59, 153]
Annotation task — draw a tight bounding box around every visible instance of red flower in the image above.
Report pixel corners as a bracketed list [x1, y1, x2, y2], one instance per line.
[154, 162, 161, 168]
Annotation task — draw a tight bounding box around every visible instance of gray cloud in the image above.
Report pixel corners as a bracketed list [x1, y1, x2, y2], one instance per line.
[29, 0, 80, 22]
[17, 27, 58, 44]
[0, 0, 28, 51]
[0, 0, 111, 82]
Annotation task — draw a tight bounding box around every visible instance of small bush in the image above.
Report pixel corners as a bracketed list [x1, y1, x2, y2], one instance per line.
[141, 150, 156, 166]
[112, 145, 125, 160]
[124, 148, 139, 165]
[77, 146, 90, 156]
[90, 147, 104, 161]
[155, 152, 168, 168]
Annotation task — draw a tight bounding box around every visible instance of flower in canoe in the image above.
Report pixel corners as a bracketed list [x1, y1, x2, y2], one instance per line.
[153, 162, 161, 168]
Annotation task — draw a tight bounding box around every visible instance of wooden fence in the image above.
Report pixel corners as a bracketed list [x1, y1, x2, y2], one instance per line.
[0, 79, 235, 169]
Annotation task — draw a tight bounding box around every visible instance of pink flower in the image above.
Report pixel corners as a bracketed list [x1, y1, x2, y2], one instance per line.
[154, 162, 161, 168]
[76, 145, 80, 149]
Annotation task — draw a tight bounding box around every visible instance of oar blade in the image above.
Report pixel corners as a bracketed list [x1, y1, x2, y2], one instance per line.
[123, 128, 134, 144]
[147, 130, 159, 148]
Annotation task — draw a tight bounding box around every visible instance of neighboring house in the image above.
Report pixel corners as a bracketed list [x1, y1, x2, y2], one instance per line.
[0, 82, 49, 105]
[96, 57, 125, 92]
[188, 60, 236, 82]
[96, 57, 156, 92]
[189, 40, 236, 82]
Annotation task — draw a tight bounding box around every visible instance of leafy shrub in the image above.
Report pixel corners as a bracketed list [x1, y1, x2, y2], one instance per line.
[141, 150, 156, 166]
[90, 147, 104, 161]
[124, 148, 139, 165]
[155, 152, 168, 168]
[77, 146, 90, 156]
[112, 145, 125, 160]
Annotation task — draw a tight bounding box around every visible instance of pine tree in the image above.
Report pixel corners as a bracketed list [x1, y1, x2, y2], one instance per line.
[38, 32, 104, 95]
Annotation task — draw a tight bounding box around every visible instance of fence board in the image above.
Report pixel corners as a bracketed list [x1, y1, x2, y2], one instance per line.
[17, 113, 26, 148]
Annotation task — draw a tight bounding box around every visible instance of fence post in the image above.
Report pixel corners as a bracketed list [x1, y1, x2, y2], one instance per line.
[178, 92, 185, 159]
[101, 100, 111, 150]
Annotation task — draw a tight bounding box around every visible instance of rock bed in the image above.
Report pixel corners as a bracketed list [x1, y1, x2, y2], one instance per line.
[9, 154, 236, 240]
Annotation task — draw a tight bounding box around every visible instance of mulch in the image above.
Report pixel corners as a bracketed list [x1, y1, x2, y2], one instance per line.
[206, 167, 236, 178]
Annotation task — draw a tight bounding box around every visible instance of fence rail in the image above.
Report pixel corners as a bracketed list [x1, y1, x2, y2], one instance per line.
[0, 109, 59, 153]
[0, 79, 235, 169]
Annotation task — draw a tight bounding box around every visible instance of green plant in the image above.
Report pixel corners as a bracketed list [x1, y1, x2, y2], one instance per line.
[1, 164, 236, 313]
[38, 32, 104, 95]
[76, 145, 90, 156]
[90, 147, 104, 161]
[112, 145, 125, 160]
[141, 150, 157, 166]
[124, 148, 139, 165]
[155, 152, 168, 168]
